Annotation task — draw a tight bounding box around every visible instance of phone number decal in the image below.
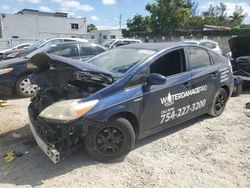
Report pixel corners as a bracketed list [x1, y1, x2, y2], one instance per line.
[160, 99, 206, 124]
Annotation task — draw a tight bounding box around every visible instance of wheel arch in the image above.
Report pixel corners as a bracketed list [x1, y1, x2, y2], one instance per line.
[221, 85, 230, 98]
[108, 111, 140, 137]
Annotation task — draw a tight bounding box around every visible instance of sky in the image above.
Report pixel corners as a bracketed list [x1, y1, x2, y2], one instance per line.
[0, 0, 250, 29]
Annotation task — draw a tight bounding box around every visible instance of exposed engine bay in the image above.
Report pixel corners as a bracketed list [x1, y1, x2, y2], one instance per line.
[27, 53, 113, 160]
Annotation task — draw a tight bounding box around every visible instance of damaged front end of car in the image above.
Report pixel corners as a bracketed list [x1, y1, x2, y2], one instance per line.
[27, 53, 114, 163]
[229, 36, 250, 80]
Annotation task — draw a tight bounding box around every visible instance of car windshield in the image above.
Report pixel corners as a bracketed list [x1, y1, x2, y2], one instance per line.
[85, 48, 156, 76]
[28, 40, 46, 49]
[25, 44, 56, 59]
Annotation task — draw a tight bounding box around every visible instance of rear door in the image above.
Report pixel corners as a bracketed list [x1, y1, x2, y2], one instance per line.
[142, 48, 192, 131]
[186, 47, 219, 111]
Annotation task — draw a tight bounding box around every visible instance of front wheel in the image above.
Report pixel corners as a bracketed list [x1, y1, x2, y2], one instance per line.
[15, 75, 38, 98]
[209, 88, 228, 117]
[84, 118, 135, 162]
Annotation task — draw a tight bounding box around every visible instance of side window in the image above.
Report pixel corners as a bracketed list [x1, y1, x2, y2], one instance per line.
[187, 48, 211, 70]
[126, 66, 148, 87]
[48, 44, 79, 57]
[208, 51, 223, 64]
[63, 39, 74, 42]
[44, 39, 63, 47]
[112, 41, 131, 48]
[199, 42, 216, 49]
[80, 45, 105, 56]
[150, 49, 186, 77]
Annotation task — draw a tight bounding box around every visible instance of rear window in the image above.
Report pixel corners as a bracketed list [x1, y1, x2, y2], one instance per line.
[187, 47, 211, 70]
[199, 42, 216, 49]
[80, 44, 105, 56]
[208, 51, 223, 64]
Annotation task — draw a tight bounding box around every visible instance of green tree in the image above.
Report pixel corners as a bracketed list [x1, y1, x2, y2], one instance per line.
[145, 0, 191, 35]
[127, 14, 151, 33]
[202, 3, 228, 26]
[87, 24, 97, 32]
[229, 5, 247, 27]
[183, 16, 203, 30]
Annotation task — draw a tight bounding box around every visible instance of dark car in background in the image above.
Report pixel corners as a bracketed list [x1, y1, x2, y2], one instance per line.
[229, 36, 250, 78]
[228, 36, 250, 96]
[0, 42, 105, 97]
[2, 38, 89, 60]
[27, 43, 233, 163]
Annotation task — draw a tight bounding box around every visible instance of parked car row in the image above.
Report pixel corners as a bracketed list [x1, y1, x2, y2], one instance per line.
[1, 38, 89, 60]
[0, 39, 105, 97]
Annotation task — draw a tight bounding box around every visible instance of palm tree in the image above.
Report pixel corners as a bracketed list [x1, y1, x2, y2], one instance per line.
[229, 5, 247, 27]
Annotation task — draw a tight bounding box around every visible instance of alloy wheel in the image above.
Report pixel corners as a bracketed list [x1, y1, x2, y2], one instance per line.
[19, 77, 38, 96]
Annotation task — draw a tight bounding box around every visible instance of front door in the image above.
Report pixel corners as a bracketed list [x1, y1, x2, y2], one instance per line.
[142, 49, 192, 132]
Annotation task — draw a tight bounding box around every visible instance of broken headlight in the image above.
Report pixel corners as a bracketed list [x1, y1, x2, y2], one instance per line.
[39, 99, 99, 122]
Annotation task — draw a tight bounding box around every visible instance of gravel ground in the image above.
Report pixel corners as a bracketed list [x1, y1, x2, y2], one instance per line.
[0, 90, 249, 188]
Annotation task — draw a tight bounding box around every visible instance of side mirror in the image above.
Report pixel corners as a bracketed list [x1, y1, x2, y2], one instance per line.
[147, 73, 166, 85]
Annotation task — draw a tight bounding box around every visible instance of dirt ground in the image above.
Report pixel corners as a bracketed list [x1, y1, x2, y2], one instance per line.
[0, 90, 249, 188]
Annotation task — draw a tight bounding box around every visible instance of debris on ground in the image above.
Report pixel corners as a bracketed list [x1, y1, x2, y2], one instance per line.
[3, 150, 29, 164]
[3, 152, 16, 164]
[12, 133, 21, 138]
[245, 102, 250, 117]
[246, 102, 250, 109]
[0, 100, 8, 107]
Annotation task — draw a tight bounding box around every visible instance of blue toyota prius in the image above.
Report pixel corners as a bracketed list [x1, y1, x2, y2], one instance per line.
[27, 43, 234, 163]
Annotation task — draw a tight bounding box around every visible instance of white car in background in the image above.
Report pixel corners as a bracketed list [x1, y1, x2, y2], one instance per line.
[4, 37, 89, 59]
[0, 43, 32, 59]
[183, 39, 223, 55]
[102, 38, 142, 49]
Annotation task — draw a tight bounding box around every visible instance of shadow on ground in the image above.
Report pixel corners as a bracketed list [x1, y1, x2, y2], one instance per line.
[0, 114, 208, 187]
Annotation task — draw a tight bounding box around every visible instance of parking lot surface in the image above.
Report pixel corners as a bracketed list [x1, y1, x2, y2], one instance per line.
[0, 91, 249, 188]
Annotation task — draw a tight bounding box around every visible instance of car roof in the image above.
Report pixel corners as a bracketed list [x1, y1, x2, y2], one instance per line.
[46, 38, 89, 42]
[115, 38, 142, 42]
[119, 42, 191, 52]
[53, 42, 106, 48]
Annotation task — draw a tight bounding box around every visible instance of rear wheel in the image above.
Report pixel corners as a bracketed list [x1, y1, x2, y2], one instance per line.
[15, 75, 38, 97]
[209, 88, 228, 117]
[84, 118, 135, 162]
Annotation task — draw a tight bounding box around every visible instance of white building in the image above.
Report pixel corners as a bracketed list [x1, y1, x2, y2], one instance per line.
[85, 29, 122, 44]
[0, 9, 87, 39]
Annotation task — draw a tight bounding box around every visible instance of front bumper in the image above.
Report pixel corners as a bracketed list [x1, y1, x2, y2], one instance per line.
[29, 108, 60, 163]
[28, 105, 94, 163]
[0, 74, 17, 96]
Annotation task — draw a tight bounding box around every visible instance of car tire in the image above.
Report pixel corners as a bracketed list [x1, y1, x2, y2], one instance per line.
[84, 118, 135, 162]
[15, 75, 38, 98]
[232, 81, 243, 97]
[209, 88, 228, 117]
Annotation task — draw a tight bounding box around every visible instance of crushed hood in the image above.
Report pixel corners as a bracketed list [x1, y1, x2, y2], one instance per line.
[229, 36, 250, 59]
[27, 53, 114, 84]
